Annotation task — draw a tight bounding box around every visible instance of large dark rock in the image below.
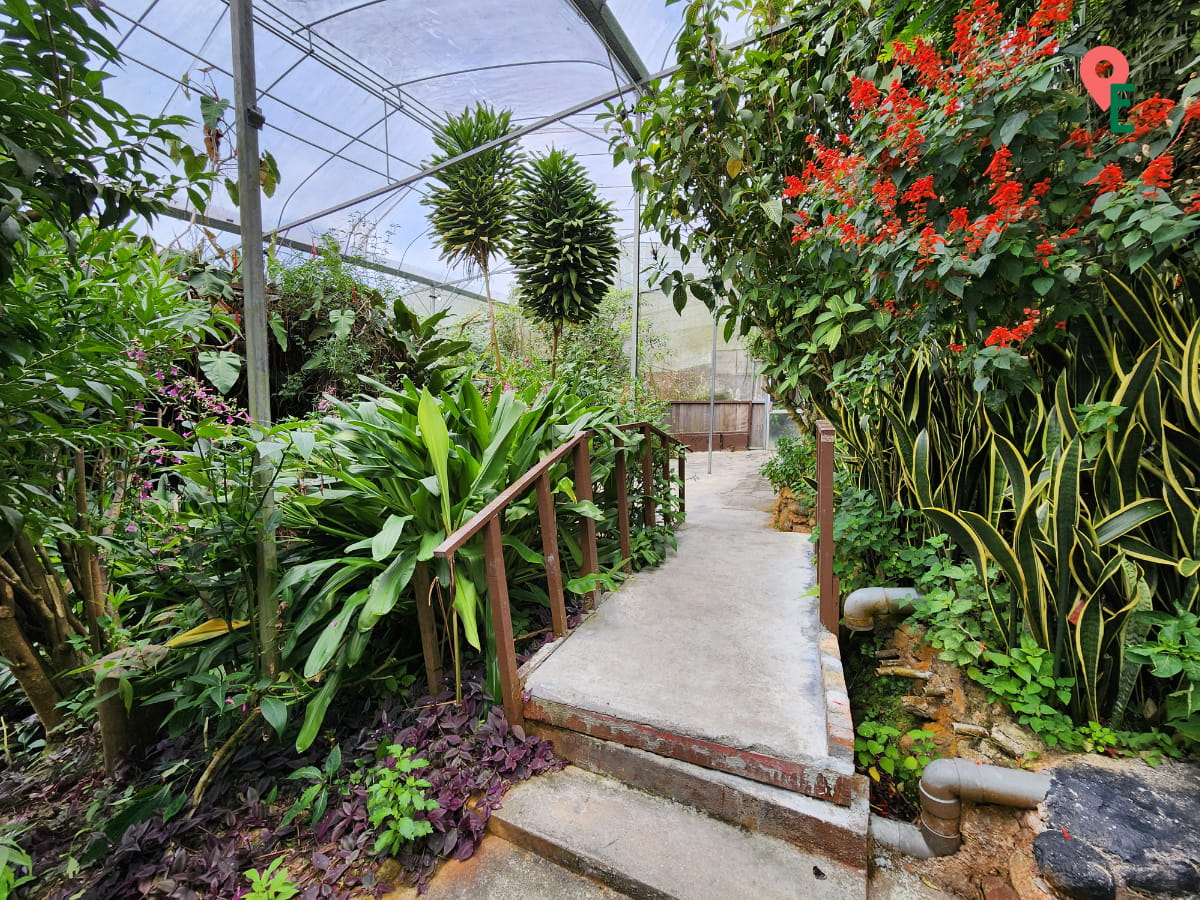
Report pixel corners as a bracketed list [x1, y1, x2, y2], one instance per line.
[1037, 760, 1200, 897]
[1033, 830, 1115, 900]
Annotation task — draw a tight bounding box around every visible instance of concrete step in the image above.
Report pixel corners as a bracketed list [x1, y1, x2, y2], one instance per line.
[528, 721, 869, 870]
[524, 695, 858, 807]
[490, 766, 868, 900]
[383, 835, 629, 900]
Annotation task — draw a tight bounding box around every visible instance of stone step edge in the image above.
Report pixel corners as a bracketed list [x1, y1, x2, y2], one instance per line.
[524, 695, 857, 807]
[489, 807, 675, 900]
[529, 720, 869, 871]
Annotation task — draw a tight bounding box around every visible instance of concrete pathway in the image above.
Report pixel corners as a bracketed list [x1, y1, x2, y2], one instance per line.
[524, 450, 842, 778]
[482, 450, 869, 898]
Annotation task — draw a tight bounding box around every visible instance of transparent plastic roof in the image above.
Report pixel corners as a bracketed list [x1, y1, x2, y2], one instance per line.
[96, 0, 728, 301]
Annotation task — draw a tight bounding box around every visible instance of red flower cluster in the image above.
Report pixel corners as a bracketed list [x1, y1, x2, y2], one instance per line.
[1123, 96, 1176, 142]
[1142, 154, 1173, 191]
[892, 37, 952, 92]
[848, 76, 882, 112]
[984, 308, 1040, 348]
[1035, 239, 1055, 268]
[880, 80, 928, 166]
[782, 175, 803, 199]
[1087, 163, 1126, 197]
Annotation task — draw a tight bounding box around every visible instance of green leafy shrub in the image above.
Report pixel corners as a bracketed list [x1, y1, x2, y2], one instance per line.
[363, 745, 439, 856]
[0, 832, 33, 897]
[760, 434, 815, 495]
[242, 858, 299, 900]
[854, 720, 937, 792]
[1128, 607, 1200, 745]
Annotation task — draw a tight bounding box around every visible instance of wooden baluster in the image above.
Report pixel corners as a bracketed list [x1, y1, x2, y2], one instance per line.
[413, 561, 442, 696]
[535, 471, 568, 637]
[816, 420, 839, 634]
[482, 516, 523, 728]
[615, 441, 632, 572]
[677, 450, 686, 517]
[641, 424, 655, 528]
[573, 435, 599, 609]
[659, 438, 672, 525]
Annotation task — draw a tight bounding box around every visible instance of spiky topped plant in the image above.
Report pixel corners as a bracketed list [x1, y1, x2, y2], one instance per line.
[511, 149, 620, 376]
[422, 105, 521, 370]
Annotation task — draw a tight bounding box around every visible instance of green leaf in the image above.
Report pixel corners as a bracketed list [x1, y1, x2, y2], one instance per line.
[762, 197, 783, 226]
[372, 514, 411, 562]
[417, 389, 453, 531]
[297, 671, 341, 752]
[260, 696, 288, 738]
[359, 551, 417, 632]
[199, 95, 230, 130]
[198, 350, 243, 394]
[453, 576, 481, 650]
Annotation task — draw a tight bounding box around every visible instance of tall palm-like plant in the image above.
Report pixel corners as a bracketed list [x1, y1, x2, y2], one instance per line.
[511, 149, 620, 377]
[422, 105, 521, 370]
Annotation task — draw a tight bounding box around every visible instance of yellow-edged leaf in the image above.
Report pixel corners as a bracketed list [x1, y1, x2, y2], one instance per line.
[165, 618, 248, 648]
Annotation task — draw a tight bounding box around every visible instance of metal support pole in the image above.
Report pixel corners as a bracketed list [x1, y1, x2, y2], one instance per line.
[707, 310, 717, 475]
[630, 110, 642, 385]
[230, 0, 279, 676]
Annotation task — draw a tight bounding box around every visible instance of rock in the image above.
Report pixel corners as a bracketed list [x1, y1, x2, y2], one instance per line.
[1008, 847, 1057, 900]
[1032, 830, 1115, 900]
[981, 874, 1020, 900]
[1123, 856, 1200, 896]
[1041, 758, 1200, 896]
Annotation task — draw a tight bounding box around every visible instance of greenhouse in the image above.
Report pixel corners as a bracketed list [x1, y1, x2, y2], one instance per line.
[2, 0, 1200, 897]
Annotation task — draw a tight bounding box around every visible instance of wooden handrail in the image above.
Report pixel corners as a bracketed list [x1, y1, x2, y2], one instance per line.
[428, 420, 685, 727]
[432, 430, 590, 559]
[616, 420, 687, 447]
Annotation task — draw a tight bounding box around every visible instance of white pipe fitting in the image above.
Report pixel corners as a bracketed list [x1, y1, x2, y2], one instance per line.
[842, 586, 922, 632]
[871, 758, 1053, 857]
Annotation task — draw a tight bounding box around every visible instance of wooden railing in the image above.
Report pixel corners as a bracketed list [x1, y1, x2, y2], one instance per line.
[815, 419, 839, 633]
[431, 423, 686, 727]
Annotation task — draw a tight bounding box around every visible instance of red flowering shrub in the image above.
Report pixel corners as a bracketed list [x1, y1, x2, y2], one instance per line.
[782, 0, 1200, 398]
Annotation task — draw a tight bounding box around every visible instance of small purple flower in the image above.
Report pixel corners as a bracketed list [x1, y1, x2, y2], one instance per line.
[125, 523, 137, 533]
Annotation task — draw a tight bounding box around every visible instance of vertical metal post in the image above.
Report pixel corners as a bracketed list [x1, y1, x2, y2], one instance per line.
[677, 452, 685, 517]
[535, 472, 568, 637]
[707, 311, 718, 475]
[630, 109, 642, 385]
[573, 437, 599, 610]
[230, 0, 279, 676]
[482, 517, 522, 727]
[816, 420, 839, 633]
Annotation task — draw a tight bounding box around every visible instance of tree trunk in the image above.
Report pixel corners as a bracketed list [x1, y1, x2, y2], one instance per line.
[550, 323, 561, 379]
[481, 258, 503, 372]
[0, 580, 65, 734]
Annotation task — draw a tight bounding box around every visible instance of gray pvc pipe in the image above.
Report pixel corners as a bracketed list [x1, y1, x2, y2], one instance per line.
[871, 758, 1053, 857]
[842, 586, 922, 631]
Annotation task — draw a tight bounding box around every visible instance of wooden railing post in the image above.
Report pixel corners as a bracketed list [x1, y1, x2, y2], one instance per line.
[573, 435, 599, 609]
[677, 451, 686, 517]
[640, 424, 655, 528]
[482, 517, 523, 728]
[615, 442, 632, 572]
[535, 472, 568, 637]
[413, 561, 442, 695]
[815, 420, 839, 633]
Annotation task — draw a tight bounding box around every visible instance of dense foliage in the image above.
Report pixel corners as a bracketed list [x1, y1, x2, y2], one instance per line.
[422, 105, 522, 370]
[511, 149, 621, 375]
